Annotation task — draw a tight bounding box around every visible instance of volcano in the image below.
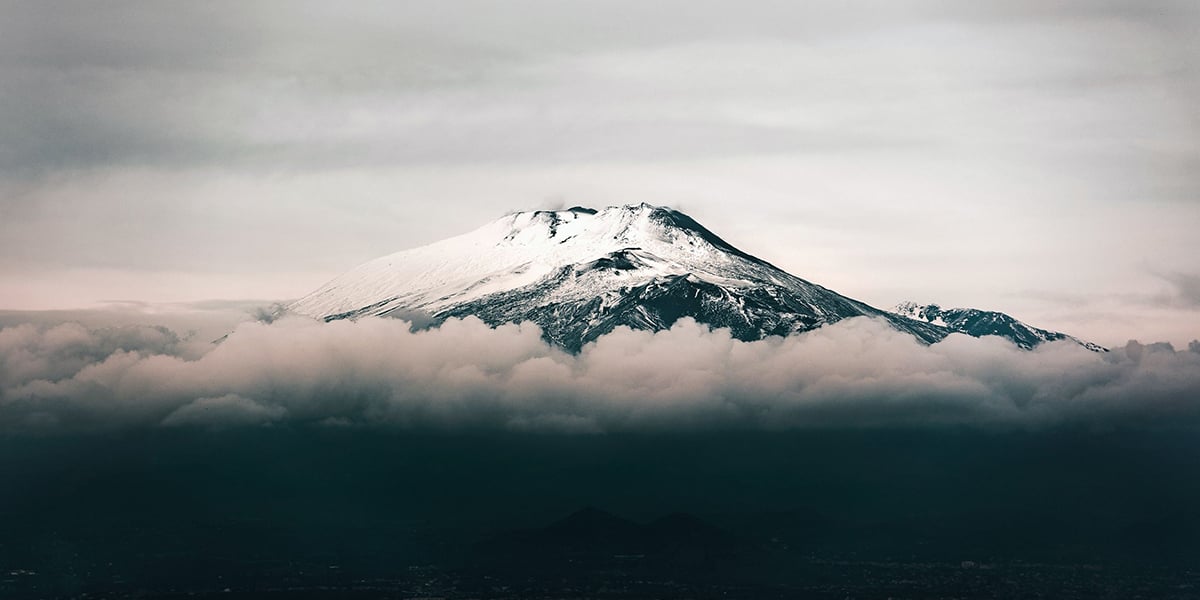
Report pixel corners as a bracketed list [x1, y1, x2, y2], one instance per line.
[290, 203, 1099, 352]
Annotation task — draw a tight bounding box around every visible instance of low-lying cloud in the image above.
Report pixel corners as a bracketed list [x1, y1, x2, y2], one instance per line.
[1, 315, 1198, 434]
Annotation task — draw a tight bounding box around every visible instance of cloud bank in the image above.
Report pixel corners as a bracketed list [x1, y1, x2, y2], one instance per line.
[1, 315, 1198, 434]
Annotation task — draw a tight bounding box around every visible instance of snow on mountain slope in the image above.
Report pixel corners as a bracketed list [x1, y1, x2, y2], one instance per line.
[292, 203, 778, 320]
[290, 203, 1095, 352]
[291, 204, 954, 350]
[892, 301, 1106, 352]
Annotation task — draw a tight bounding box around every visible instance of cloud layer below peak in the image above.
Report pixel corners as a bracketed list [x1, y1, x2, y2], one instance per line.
[1, 315, 1197, 434]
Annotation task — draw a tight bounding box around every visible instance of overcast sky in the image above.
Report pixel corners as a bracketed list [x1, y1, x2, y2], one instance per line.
[1, 1, 1197, 346]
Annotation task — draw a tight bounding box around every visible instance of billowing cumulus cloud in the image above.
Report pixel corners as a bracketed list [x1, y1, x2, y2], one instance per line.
[1, 315, 1198, 434]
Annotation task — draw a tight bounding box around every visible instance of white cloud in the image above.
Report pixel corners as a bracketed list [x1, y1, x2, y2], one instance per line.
[1, 315, 1197, 434]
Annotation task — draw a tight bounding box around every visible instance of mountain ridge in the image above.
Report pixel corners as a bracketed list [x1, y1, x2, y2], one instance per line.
[892, 301, 1107, 352]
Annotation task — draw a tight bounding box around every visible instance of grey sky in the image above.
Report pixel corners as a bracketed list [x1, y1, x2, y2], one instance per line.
[1, 1, 1197, 345]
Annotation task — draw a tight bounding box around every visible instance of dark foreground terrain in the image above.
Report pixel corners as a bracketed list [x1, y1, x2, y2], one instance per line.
[2, 428, 1199, 599]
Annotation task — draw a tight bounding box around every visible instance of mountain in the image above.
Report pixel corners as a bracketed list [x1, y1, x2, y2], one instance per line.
[892, 301, 1107, 352]
[290, 203, 1097, 352]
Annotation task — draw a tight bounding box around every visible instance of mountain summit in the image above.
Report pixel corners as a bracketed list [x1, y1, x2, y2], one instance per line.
[290, 204, 1096, 352]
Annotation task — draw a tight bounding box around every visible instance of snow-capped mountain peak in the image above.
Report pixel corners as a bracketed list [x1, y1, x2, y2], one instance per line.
[290, 204, 781, 324]
[892, 301, 948, 327]
[290, 204, 1099, 352]
[892, 301, 1106, 352]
